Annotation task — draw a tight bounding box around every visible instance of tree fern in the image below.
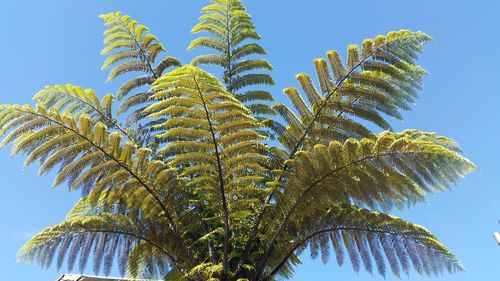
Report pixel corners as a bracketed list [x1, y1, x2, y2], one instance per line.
[188, 0, 275, 117]
[0, 2, 476, 281]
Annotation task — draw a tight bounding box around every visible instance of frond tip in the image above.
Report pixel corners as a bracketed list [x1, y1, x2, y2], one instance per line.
[188, 0, 275, 117]
[99, 11, 181, 140]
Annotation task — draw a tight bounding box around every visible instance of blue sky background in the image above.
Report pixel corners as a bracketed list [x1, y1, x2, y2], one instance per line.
[0, 0, 499, 280]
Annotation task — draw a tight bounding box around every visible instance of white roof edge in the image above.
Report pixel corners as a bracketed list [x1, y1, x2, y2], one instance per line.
[58, 273, 159, 281]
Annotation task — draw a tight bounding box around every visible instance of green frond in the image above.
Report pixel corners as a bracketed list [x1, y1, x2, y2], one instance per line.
[118, 91, 154, 115]
[101, 50, 137, 70]
[326, 50, 347, 82]
[231, 29, 261, 46]
[275, 203, 466, 278]
[144, 65, 271, 276]
[295, 73, 322, 105]
[270, 30, 432, 152]
[232, 43, 267, 60]
[232, 59, 273, 75]
[283, 87, 313, 121]
[155, 56, 182, 76]
[276, 130, 475, 219]
[272, 103, 305, 136]
[192, 21, 228, 38]
[188, 0, 274, 117]
[247, 104, 277, 116]
[0, 105, 179, 215]
[117, 76, 155, 100]
[33, 84, 103, 118]
[100, 11, 181, 133]
[313, 58, 334, 94]
[255, 130, 474, 279]
[18, 213, 171, 278]
[100, 41, 136, 56]
[235, 90, 274, 103]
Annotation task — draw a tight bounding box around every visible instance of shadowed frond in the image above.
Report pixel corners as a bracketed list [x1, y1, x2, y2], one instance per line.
[267, 203, 464, 279]
[188, 0, 275, 117]
[252, 130, 475, 279]
[100, 11, 165, 82]
[277, 130, 474, 212]
[237, 30, 436, 278]
[18, 213, 175, 278]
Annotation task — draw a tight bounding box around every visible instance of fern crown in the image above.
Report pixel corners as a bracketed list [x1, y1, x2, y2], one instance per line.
[0, 1, 475, 281]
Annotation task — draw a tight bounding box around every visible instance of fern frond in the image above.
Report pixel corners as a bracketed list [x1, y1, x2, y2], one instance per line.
[116, 77, 155, 100]
[155, 57, 182, 76]
[0, 6, 474, 281]
[33, 84, 99, 114]
[191, 54, 227, 67]
[34, 85, 132, 140]
[100, 11, 181, 138]
[253, 130, 475, 279]
[18, 213, 177, 278]
[0, 103, 196, 271]
[188, 0, 274, 117]
[269, 30, 432, 153]
[188, 37, 228, 52]
[267, 203, 464, 279]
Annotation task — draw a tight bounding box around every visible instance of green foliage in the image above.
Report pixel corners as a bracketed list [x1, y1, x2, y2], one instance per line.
[188, 0, 275, 117]
[269, 30, 432, 155]
[0, 2, 476, 281]
[100, 11, 181, 145]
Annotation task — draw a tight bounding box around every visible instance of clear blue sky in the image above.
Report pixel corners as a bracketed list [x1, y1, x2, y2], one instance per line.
[0, 0, 498, 280]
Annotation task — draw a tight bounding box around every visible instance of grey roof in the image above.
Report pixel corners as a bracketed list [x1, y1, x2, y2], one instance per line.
[57, 274, 157, 281]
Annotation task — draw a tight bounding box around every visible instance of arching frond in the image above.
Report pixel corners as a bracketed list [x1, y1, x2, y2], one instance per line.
[18, 213, 175, 278]
[267, 203, 464, 279]
[252, 130, 475, 279]
[188, 0, 275, 117]
[34, 84, 103, 117]
[270, 30, 432, 154]
[0, 103, 196, 272]
[237, 31, 436, 277]
[32, 84, 133, 141]
[100, 11, 181, 143]
[279, 130, 474, 211]
[100, 11, 164, 82]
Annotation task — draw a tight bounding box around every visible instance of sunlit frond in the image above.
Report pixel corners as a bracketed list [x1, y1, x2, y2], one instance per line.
[100, 11, 181, 144]
[270, 30, 432, 154]
[188, 0, 275, 117]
